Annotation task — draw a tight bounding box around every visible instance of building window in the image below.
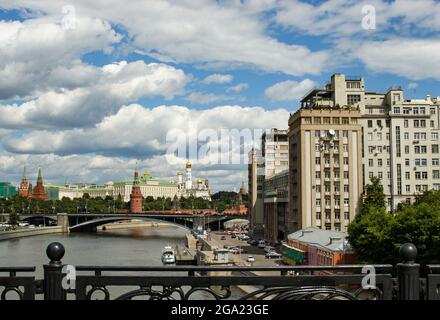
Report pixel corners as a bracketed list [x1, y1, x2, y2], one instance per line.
[432, 132, 439, 141]
[404, 120, 409, 128]
[314, 117, 321, 124]
[433, 145, 439, 154]
[368, 120, 373, 128]
[394, 107, 400, 114]
[347, 94, 361, 105]
[368, 159, 373, 167]
[378, 159, 383, 167]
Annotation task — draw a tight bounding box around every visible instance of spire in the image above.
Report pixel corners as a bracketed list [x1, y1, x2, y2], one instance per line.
[22, 166, 27, 179]
[37, 167, 43, 183]
[133, 166, 140, 186]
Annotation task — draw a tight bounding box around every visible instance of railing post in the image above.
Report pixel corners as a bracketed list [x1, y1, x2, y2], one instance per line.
[397, 243, 420, 300]
[43, 242, 66, 300]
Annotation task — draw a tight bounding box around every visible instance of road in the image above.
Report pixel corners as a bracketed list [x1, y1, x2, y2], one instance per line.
[207, 231, 282, 271]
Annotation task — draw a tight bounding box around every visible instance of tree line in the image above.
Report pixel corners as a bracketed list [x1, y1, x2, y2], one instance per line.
[348, 177, 440, 265]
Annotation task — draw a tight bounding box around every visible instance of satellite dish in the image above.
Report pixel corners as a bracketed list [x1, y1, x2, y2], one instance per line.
[329, 129, 336, 136]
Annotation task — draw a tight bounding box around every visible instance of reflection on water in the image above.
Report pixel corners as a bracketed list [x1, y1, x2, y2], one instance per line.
[0, 225, 243, 300]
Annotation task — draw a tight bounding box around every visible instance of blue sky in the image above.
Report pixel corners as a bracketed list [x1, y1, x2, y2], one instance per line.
[0, 0, 440, 191]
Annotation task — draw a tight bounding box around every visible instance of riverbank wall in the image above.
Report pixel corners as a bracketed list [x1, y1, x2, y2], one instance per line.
[0, 226, 64, 241]
[97, 221, 168, 231]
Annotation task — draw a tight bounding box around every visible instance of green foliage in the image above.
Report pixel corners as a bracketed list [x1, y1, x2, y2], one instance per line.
[0, 190, 248, 215]
[349, 178, 440, 264]
[8, 211, 20, 225]
[363, 176, 386, 210]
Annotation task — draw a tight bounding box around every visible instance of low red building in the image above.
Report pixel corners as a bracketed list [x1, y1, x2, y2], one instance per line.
[281, 227, 356, 266]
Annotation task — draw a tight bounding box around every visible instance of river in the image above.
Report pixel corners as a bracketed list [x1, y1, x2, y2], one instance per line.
[0, 225, 243, 300]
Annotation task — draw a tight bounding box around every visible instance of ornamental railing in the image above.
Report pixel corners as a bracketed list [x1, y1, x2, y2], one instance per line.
[0, 242, 438, 300]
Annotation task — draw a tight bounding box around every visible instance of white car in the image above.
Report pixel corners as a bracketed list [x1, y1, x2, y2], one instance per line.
[258, 240, 266, 248]
[265, 251, 282, 259]
[239, 235, 250, 241]
[264, 246, 276, 253]
[247, 256, 255, 263]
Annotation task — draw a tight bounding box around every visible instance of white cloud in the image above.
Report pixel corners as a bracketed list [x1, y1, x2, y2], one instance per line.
[265, 79, 317, 102]
[202, 74, 234, 84]
[0, 0, 329, 76]
[353, 39, 440, 80]
[0, 16, 122, 99]
[2, 104, 290, 157]
[0, 61, 190, 129]
[227, 83, 249, 93]
[275, 0, 440, 37]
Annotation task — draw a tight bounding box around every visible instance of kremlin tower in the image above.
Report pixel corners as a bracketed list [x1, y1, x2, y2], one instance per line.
[129, 168, 143, 213]
[18, 166, 31, 198]
[31, 168, 48, 201]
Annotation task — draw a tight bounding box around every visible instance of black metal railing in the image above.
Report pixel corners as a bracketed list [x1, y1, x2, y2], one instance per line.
[0, 242, 438, 300]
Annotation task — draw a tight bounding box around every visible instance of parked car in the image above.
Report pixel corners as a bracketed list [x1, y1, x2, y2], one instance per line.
[233, 247, 246, 254]
[265, 251, 282, 259]
[220, 235, 227, 240]
[239, 235, 250, 241]
[258, 240, 266, 248]
[247, 256, 255, 263]
[264, 246, 276, 253]
[248, 239, 258, 246]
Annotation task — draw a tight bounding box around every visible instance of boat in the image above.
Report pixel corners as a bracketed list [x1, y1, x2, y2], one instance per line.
[161, 246, 176, 264]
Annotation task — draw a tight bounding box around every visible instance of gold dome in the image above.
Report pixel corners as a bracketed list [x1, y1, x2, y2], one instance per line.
[186, 161, 192, 169]
[197, 178, 203, 184]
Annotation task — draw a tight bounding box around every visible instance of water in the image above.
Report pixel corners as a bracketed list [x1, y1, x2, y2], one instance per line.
[0, 226, 243, 300]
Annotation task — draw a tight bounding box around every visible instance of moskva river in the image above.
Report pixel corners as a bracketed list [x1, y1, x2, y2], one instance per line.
[0, 225, 242, 300]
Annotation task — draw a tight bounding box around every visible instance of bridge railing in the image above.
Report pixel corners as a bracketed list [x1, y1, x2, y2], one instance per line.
[0, 242, 437, 300]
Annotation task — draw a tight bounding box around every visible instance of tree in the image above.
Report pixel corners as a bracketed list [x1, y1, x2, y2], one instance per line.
[8, 211, 20, 226]
[348, 177, 395, 263]
[348, 185, 440, 264]
[363, 176, 386, 209]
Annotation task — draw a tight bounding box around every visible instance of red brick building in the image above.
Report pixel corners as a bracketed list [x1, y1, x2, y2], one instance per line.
[129, 169, 143, 213]
[281, 227, 356, 266]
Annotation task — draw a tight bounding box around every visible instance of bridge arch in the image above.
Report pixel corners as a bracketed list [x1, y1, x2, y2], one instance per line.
[68, 215, 238, 233]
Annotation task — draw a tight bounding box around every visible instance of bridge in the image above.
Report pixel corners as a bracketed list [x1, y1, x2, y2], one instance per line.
[3, 211, 247, 233]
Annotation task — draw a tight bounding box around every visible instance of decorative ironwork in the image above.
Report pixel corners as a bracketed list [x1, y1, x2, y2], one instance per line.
[0, 267, 36, 300]
[0, 242, 437, 300]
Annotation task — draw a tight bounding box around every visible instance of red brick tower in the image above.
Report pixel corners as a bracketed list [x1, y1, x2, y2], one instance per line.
[31, 168, 48, 201]
[18, 166, 31, 198]
[129, 168, 143, 213]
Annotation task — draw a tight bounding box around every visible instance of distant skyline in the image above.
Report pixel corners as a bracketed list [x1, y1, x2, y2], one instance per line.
[1, 0, 439, 191]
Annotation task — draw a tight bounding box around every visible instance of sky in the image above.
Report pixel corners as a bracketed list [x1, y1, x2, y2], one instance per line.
[0, 0, 440, 192]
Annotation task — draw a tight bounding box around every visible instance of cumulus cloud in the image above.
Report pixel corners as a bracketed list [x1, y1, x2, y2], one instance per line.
[1, 0, 329, 76]
[265, 79, 317, 102]
[0, 61, 190, 129]
[202, 74, 234, 84]
[2, 104, 290, 157]
[0, 16, 122, 99]
[353, 39, 440, 80]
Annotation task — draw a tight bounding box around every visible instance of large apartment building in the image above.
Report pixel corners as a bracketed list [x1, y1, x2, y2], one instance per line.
[288, 107, 363, 232]
[248, 129, 289, 238]
[288, 73, 440, 232]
